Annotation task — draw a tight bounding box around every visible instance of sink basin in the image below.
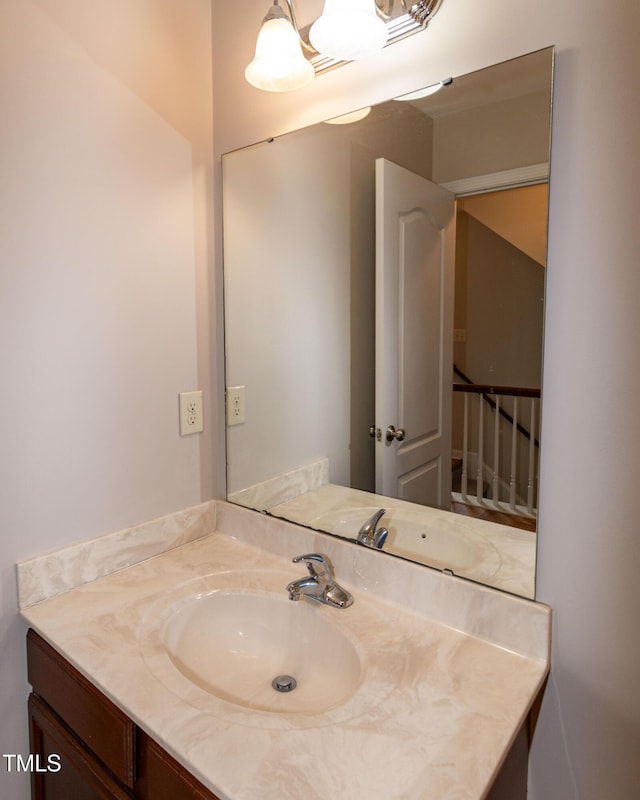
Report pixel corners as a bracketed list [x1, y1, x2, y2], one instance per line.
[162, 589, 362, 713]
[138, 570, 399, 729]
[311, 506, 502, 578]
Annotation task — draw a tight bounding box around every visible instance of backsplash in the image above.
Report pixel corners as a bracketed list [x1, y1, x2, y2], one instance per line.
[227, 457, 328, 509]
[16, 501, 216, 608]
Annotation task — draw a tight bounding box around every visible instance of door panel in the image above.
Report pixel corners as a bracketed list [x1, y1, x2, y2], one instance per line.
[375, 158, 455, 509]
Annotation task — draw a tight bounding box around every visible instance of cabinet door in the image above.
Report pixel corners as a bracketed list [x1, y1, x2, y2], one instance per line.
[29, 693, 134, 800]
[27, 629, 135, 788]
[27, 630, 220, 800]
[136, 731, 220, 800]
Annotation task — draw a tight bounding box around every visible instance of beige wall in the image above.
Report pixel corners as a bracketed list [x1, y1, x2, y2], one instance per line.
[223, 101, 435, 496]
[459, 185, 549, 266]
[223, 129, 353, 491]
[459, 212, 544, 388]
[213, 1, 640, 798]
[433, 90, 551, 183]
[452, 210, 544, 502]
[0, 2, 213, 797]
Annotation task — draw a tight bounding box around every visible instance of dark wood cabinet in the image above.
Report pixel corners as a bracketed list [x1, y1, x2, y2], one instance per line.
[136, 733, 212, 800]
[27, 629, 221, 800]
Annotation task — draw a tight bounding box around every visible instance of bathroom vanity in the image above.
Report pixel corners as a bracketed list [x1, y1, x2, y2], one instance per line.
[19, 501, 550, 800]
[27, 629, 218, 799]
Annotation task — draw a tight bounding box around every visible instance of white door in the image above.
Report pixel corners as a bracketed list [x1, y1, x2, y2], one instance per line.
[375, 158, 455, 509]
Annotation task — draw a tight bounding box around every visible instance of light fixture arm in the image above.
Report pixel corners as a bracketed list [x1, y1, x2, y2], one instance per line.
[373, 0, 395, 20]
[280, 0, 316, 53]
[404, 0, 444, 25]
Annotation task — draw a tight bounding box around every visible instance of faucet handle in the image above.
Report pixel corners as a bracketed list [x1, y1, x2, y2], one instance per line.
[362, 508, 386, 532]
[292, 553, 334, 582]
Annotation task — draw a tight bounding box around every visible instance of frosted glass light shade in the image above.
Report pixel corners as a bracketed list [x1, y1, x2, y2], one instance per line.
[245, 7, 314, 92]
[309, 0, 388, 61]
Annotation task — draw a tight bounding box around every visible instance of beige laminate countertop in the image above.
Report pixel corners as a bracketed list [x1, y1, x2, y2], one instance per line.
[19, 501, 550, 800]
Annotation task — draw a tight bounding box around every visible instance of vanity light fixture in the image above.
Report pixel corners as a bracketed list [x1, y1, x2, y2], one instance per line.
[246, 0, 445, 92]
[310, 0, 388, 62]
[245, 1, 314, 91]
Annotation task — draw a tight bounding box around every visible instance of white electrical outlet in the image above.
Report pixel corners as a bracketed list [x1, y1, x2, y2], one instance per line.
[227, 386, 245, 426]
[453, 329, 466, 343]
[179, 390, 204, 435]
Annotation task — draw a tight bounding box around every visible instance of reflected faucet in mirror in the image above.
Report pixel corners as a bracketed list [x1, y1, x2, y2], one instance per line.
[223, 48, 554, 600]
[356, 508, 389, 549]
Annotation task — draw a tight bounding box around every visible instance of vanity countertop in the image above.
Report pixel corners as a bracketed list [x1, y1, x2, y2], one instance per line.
[19, 501, 550, 800]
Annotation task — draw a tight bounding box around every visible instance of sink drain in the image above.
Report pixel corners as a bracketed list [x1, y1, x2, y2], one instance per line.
[272, 674, 297, 693]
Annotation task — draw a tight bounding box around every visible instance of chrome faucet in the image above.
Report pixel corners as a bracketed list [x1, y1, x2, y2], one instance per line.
[356, 508, 389, 549]
[286, 553, 353, 609]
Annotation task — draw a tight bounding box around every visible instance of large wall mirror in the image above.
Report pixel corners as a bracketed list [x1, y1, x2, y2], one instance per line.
[223, 47, 554, 599]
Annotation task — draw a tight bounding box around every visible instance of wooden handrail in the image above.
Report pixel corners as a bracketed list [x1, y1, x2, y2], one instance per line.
[453, 365, 540, 447]
[453, 382, 540, 398]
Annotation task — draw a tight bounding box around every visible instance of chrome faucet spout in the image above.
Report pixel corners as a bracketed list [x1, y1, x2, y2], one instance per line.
[357, 508, 389, 549]
[286, 553, 353, 608]
[286, 576, 323, 602]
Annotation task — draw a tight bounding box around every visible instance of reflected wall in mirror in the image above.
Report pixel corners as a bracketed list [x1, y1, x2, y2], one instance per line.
[223, 48, 553, 599]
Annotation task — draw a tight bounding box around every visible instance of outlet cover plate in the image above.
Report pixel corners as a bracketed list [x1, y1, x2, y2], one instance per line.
[227, 386, 245, 426]
[179, 390, 204, 435]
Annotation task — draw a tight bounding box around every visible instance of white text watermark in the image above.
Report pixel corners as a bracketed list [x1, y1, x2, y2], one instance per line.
[3, 754, 62, 773]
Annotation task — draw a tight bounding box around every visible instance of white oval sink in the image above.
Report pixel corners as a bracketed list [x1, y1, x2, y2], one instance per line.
[311, 506, 502, 578]
[163, 590, 362, 713]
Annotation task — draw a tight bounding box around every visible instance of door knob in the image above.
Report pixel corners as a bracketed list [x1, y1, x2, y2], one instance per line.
[369, 425, 381, 440]
[386, 425, 405, 443]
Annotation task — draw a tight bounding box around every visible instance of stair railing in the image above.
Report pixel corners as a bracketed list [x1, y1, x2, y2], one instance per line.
[453, 368, 541, 517]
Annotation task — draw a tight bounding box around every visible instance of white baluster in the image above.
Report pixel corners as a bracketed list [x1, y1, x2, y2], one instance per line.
[527, 398, 537, 514]
[477, 393, 484, 503]
[492, 394, 500, 507]
[461, 393, 469, 500]
[509, 397, 519, 511]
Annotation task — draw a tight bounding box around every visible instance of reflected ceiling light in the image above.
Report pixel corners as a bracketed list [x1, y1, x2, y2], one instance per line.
[394, 77, 452, 100]
[310, 0, 388, 62]
[246, 0, 445, 93]
[245, 1, 314, 91]
[324, 106, 372, 124]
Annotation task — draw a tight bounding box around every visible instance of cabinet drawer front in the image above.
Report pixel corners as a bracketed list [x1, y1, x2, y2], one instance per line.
[27, 629, 135, 788]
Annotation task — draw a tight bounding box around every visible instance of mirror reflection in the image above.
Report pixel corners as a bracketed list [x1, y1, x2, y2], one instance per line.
[223, 48, 553, 599]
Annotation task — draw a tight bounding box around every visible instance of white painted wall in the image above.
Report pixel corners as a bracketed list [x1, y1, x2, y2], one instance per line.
[213, 1, 640, 797]
[223, 105, 437, 496]
[0, 2, 213, 797]
[223, 131, 352, 492]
